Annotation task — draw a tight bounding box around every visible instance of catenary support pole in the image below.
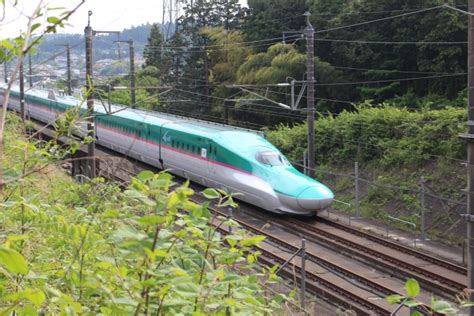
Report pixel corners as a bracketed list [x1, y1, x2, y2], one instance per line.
[355, 162, 361, 218]
[55, 44, 73, 95]
[466, 1, 474, 314]
[85, 11, 96, 179]
[305, 12, 315, 178]
[113, 39, 135, 107]
[420, 176, 426, 241]
[129, 39, 135, 108]
[300, 238, 306, 313]
[66, 44, 72, 96]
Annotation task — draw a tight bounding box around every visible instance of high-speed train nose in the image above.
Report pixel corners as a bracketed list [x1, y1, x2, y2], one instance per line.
[296, 186, 334, 211]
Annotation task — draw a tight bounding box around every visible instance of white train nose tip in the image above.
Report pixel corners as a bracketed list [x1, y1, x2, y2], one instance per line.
[296, 186, 334, 211]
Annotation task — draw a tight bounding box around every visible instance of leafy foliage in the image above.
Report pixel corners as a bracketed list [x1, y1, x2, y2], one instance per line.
[267, 101, 465, 167]
[309, 0, 467, 103]
[386, 278, 467, 315]
[0, 115, 283, 315]
[242, 0, 307, 52]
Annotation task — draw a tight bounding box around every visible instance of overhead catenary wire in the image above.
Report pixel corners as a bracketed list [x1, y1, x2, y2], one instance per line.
[314, 5, 446, 34]
[315, 38, 467, 45]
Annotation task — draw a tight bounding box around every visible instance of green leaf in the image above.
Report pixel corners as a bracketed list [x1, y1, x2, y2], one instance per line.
[174, 282, 200, 298]
[30, 23, 42, 33]
[3, 288, 45, 307]
[404, 300, 421, 308]
[247, 254, 255, 264]
[431, 299, 457, 314]
[162, 298, 190, 306]
[22, 288, 46, 306]
[112, 226, 147, 241]
[272, 293, 287, 304]
[0, 39, 14, 51]
[202, 188, 220, 199]
[46, 16, 61, 24]
[0, 247, 28, 275]
[136, 170, 154, 181]
[386, 294, 404, 304]
[112, 297, 138, 306]
[404, 279, 420, 298]
[240, 235, 266, 247]
[191, 205, 203, 218]
[138, 215, 166, 225]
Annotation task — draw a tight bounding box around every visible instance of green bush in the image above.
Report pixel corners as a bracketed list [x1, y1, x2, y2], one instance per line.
[267, 102, 466, 167]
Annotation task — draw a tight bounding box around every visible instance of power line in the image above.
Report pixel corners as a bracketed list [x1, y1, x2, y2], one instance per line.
[143, 34, 301, 51]
[314, 73, 466, 87]
[315, 5, 446, 34]
[315, 38, 467, 45]
[330, 65, 462, 75]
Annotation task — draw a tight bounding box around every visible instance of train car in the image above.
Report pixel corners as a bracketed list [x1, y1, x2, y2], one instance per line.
[1, 86, 334, 215]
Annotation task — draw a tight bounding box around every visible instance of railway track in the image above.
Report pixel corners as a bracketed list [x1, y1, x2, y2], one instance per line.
[234, 205, 466, 300]
[208, 211, 407, 315]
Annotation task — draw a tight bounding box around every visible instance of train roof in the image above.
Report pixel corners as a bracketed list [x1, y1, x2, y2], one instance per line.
[4, 85, 263, 139]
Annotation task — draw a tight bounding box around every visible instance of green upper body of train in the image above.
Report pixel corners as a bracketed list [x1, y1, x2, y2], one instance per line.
[2, 85, 334, 215]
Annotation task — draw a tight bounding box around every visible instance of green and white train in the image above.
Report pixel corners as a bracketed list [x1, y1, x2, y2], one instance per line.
[2, 86, 334, 215]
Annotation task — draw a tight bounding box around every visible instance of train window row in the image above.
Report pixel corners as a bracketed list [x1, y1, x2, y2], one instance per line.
[170, 139, 220, 157]
[101, 118, 145, 138]
[171, 140, 199, 155]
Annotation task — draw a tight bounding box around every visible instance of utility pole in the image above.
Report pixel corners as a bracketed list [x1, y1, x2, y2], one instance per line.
[65, 44, 72, 96]
[305, 12, 316, 178]
[468, 1, 474, 313]
[129, 40, 135, 108]
[56, 44, 72, 95]
[461, 1, 474, 315]
[85, 11, 96, 179]
[114, 39, 136, 107]
[19, 60, 26, 122]
[28, 53, 33, 88]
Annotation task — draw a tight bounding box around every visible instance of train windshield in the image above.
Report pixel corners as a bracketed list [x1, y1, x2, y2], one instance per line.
[256, 151, 289, 166]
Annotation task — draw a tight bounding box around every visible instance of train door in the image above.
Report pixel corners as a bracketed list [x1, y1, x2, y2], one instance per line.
[206, 141, 217, 175]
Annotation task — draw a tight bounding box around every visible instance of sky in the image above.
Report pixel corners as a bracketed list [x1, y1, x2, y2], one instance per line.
[1, 0, 248, 38]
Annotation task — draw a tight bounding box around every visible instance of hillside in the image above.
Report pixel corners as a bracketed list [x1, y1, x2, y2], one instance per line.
[33, 23, 165, 61]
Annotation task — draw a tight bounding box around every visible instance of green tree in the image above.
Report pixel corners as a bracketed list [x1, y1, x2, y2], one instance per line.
[308, 0, 467, 103]
[242, 0, 308, 52]
[143, 23, 167, 73]
[160, 0, 242, 117]
[202, 27, 253, 122]
[236, 43, 346, 126]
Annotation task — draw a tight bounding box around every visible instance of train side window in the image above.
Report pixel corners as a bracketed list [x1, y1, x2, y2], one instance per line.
[172, 140, 175, 147]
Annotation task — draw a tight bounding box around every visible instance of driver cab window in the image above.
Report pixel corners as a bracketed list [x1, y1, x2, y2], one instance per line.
[256, 151, 289, 166]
